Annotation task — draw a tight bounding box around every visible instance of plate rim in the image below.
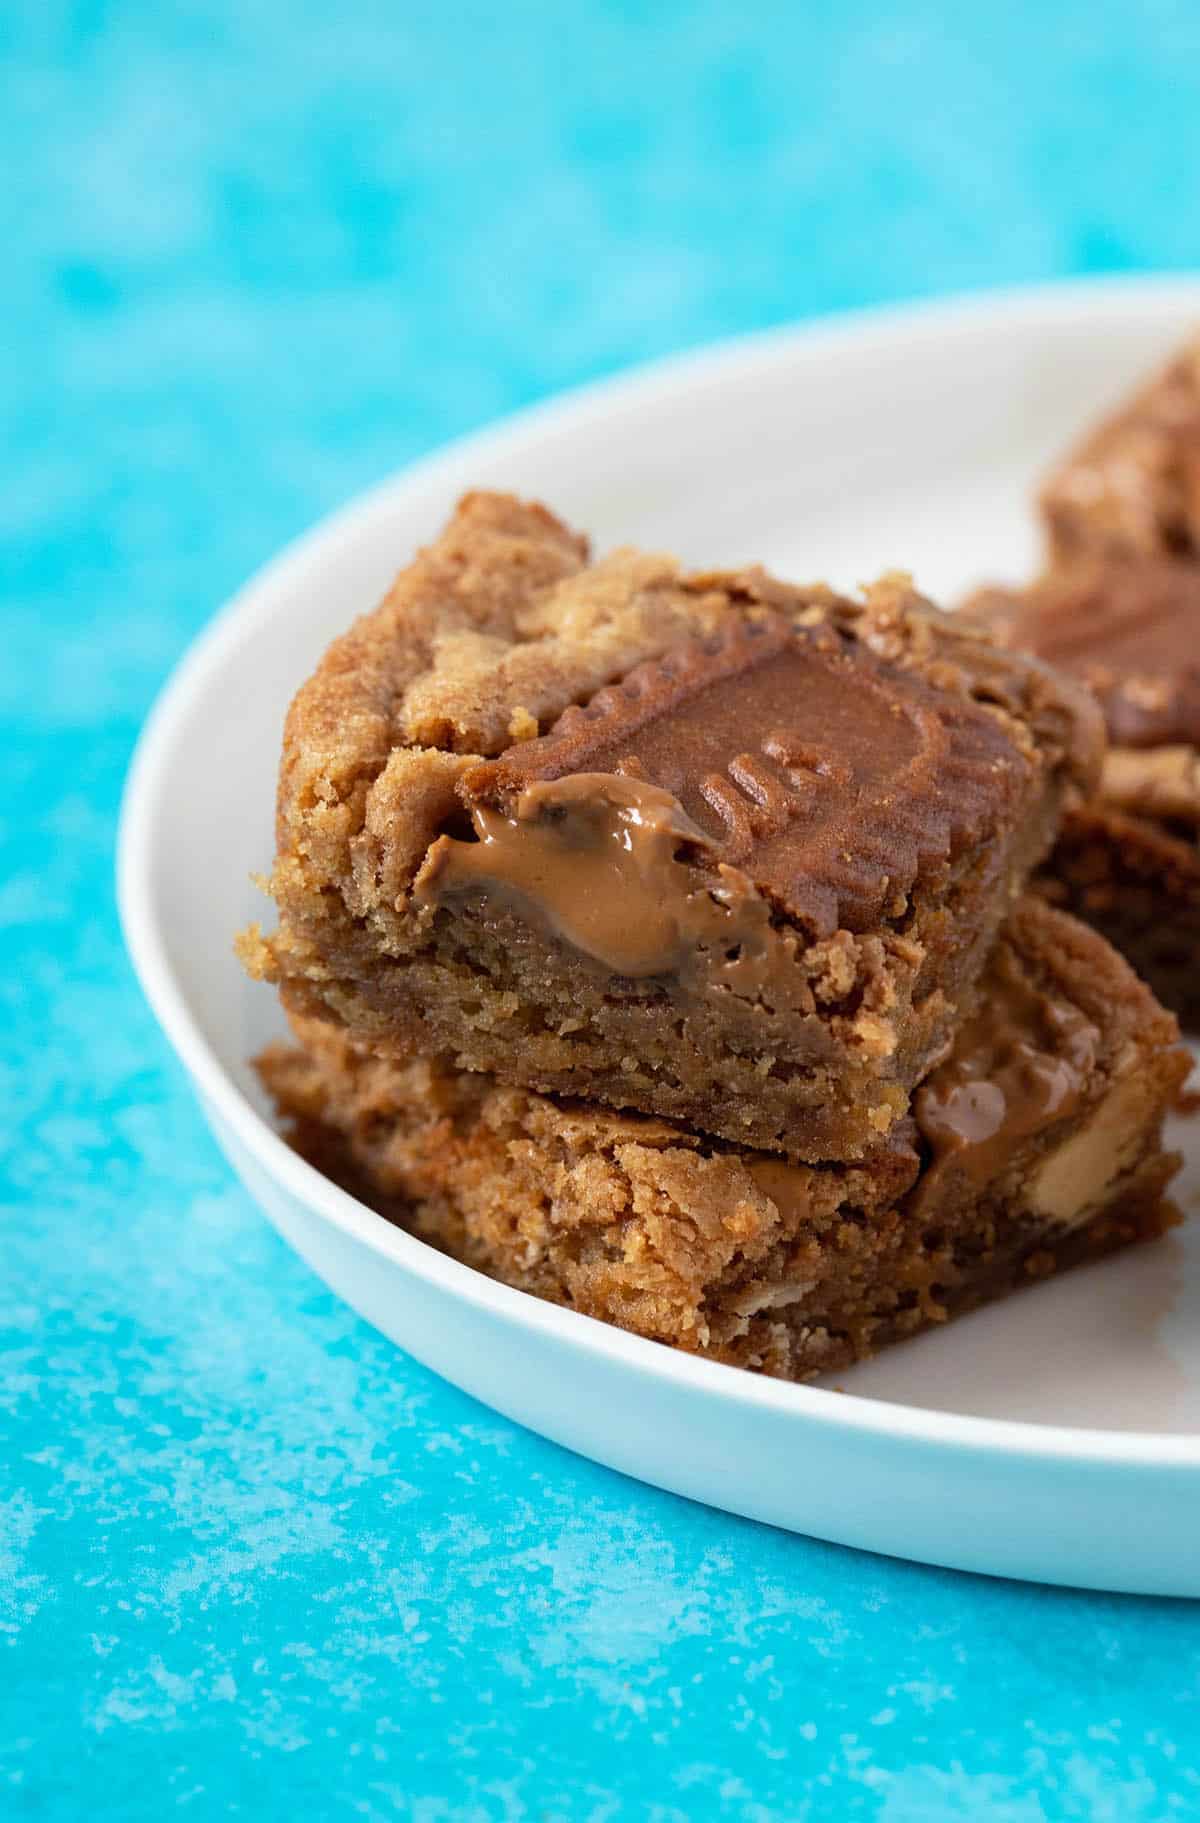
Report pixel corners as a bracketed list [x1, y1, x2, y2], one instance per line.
[118, 271, 1200, 1472]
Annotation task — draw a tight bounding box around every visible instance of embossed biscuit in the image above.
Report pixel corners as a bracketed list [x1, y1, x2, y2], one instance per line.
[459, 610, 1034, 938]
[969, 558, 1200, 752]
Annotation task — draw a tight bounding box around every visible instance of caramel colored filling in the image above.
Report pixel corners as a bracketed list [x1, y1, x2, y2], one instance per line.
[415, 773, 720, 977]
[913, 943, 1100, 1199]
[415, 772, 832, 1019]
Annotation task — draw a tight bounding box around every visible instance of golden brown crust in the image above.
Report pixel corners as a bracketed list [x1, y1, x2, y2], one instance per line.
[273, 492, 735, 905]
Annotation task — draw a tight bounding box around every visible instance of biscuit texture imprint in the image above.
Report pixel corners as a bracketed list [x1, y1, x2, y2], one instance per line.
[969, 559, 1200, 751]
[258, 900, 1186, 1383]
[242, 491, 1103, 1160]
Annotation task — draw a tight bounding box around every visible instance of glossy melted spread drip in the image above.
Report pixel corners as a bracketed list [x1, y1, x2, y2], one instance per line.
[415, 770, 843, 1019]
[416, 772, 736, 977]
[913, 943, 1100, 1199]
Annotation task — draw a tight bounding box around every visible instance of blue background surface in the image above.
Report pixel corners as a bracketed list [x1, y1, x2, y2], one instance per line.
[5, 3, 1200, 1816]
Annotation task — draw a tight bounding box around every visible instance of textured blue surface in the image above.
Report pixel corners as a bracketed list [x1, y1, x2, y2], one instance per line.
[5, 3, 1200, 1816]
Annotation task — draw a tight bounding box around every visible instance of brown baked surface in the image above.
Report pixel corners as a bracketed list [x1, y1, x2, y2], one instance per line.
[967, 559, 1200, 1029]
[966, 558, 1200, 751]
[241, 491, 1102, 1161]
[1040, 333, 1200, 564]
[257, 898, 1187, 1384]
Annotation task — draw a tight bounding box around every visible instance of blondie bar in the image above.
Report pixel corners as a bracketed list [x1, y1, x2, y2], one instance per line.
[259, 899, 1186, 1382]
[241, 493, 1102, 1160]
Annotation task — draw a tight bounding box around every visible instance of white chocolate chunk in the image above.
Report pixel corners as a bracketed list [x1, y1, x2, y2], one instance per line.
[1030, 1069, 1149, 1229]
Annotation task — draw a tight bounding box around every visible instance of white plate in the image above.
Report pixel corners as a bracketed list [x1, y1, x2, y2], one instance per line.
[119, 276, 1200, 1596]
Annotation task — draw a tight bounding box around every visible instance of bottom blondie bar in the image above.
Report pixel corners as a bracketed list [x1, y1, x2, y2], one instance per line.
[259, 899, 1187, 1382]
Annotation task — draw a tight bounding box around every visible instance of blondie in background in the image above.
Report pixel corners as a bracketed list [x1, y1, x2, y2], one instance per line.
[5, 3, 1200, 1819]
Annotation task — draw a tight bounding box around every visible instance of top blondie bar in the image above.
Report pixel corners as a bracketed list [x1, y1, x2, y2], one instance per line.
[241, 491, 1102, 1160]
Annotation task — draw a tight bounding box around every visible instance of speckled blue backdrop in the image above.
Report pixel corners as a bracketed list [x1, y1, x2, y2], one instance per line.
[5, 3, 1200, 1817]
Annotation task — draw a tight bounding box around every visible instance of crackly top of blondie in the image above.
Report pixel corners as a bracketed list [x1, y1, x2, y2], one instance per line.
[273, 490, 1102, 938]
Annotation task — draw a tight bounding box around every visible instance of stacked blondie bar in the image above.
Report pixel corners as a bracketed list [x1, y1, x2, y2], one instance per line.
[241, 489, 1189, 1381]
[969, 332, 1200, 1026]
